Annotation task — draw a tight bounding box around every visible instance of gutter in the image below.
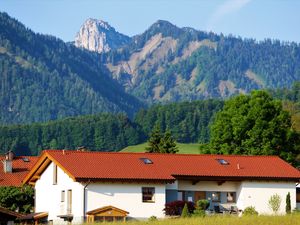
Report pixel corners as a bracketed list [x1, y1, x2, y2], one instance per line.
[83, 180, 91, 221]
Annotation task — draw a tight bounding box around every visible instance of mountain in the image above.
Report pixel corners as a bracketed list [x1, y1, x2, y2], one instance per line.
[75, 18, 131, 53]
[0, 12, 143, 125]
[97, 20, 300, 103]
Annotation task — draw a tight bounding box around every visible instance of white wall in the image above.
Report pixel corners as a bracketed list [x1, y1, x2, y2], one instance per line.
[86, 183, 166, 219]
[178, 180, 240, 192]
[35, 162, 84, 224]
[237, 181, 296, 215]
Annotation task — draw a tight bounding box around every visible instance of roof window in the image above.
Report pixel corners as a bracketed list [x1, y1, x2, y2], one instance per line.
[216, 159, 229, 165]
[140, 158, 153, 164]
[22, 157, 30, 162]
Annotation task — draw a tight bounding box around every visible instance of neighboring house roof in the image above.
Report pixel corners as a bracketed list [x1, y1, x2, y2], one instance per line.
[23, 150, 300, 184]
[86, 205, 129, 216]
[0, 156, 39, 186]
[0, 206, 24, 218]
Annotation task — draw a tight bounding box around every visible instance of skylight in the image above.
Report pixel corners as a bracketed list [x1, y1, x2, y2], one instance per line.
[216, 159, 229, 165]
[140, 158, 153, 164]
[22, 157, 30, 162]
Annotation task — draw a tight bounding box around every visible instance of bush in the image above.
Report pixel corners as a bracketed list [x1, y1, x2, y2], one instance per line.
[286, 192, 291, 214]
[196, 199, 210, 210]
[243, 206, 258, 216]
[148, 216, 157, 221]
[268, 194, 281, 213]
[181, 203, 190, 218]
[164, 200, 195, 216]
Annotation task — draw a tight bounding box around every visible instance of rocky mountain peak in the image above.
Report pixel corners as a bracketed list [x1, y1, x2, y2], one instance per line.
[75, 18, 131, 53]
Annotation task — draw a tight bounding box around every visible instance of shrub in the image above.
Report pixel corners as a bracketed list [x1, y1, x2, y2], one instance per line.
[243, 206, 258, 216]
[268, 193, 281, 213]
[286, 192, 291, 214]
[196, 199, 210, 210]
[148, 216, 157, 221]
[164, 200, 195, 216]
[181, 203, 190, 218]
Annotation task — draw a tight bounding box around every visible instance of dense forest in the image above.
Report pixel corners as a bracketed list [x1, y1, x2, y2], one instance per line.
[134, 99, 223, 143]
[0, 100, 223, 155]
[0, 12, 143, 125]
[0, 113, 144, 156]
[1, 85, 299, 156]
[104, 20, 300, 103]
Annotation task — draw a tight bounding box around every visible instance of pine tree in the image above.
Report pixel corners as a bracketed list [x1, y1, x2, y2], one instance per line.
[160, 129, 178, 153]
[181, 203, 190, 218]
[145, 124, 162, 153]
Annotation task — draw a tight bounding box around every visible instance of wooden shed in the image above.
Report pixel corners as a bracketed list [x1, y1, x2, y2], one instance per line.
[86, 206, 129, 222]
[0, 206, 23, 225]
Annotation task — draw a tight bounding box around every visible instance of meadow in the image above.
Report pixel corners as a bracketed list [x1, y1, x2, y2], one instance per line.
[97, 214, 300, 225]
[121, 142, 202, 154]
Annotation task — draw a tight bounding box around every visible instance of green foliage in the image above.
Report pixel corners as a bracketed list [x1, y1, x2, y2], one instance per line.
[0, 12, 142, 125]
[286, 192, 291, 214]
[148, 216, 158, 221]
[268, 194, 282, 213]
[135, 100, 224, 143]
[196, 199, 210, 210]
[0, 113, 144, 155]
[193, 200, 209, 217]
[243, 206, 258, 216]
[181, 203, 190, 218]
[0, 185, 34, 213]
[209, 90, 300, 165]
[146, 125, 178, 153]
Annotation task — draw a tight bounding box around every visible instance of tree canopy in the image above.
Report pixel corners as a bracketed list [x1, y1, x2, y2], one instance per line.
[209, 90, 300, 165]
[146, 125, 178, 153]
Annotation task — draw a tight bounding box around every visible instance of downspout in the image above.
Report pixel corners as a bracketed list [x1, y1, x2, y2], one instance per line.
[83, 180, 91, 222]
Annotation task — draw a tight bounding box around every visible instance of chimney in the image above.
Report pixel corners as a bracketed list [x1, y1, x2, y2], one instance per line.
[6, 150, 15, 161]
[3, 151, 14, 173]
[237, 163, 240, 170]
[3, 160, 12, 173]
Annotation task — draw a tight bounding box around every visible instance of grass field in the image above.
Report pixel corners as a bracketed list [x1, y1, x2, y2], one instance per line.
[94, 214, 300, 225]
[121, 142, 202, 154]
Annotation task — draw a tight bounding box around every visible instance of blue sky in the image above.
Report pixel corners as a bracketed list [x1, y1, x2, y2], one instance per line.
[1, 0, 299, 43]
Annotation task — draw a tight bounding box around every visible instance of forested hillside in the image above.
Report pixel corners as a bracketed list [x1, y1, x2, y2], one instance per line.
[0, 113, 144, 156]
[0, 12, 143, 125]
[103, 20, 300, 103]
[0, 100, 223, 155]
[134, 100, 223, 143]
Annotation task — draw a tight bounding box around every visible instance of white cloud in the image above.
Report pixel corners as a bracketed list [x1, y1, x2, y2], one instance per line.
[206, 0, 252, 31]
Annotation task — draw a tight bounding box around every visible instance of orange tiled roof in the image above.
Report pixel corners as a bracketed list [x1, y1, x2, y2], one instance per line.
[0, 156, 39, 186]
[25, 150, 300, 183]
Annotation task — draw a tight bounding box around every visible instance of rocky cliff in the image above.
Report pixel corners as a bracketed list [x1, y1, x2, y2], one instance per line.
[74, 18, 131, 53]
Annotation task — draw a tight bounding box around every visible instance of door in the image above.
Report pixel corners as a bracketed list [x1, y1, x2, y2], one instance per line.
[67, 190, 72, 214]
[194, 191, 206, 203]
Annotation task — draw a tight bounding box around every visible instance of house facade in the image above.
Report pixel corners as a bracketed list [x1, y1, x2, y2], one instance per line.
[24, 150, 300, 224]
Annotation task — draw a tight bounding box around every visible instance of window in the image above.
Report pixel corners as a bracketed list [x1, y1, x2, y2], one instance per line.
[140, 158, 153, 164]
[211, 192, 221, 202]
[227, 192, 236, 203]
[53, 164, 57, 185]
[142, 187, 155, 203]
[216, 159, 229, 165]
[61, 190, 65, 202]
[22, 157, 30, 162]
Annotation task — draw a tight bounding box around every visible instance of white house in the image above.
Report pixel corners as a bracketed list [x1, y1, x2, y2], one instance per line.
[23, 150, 300, 224]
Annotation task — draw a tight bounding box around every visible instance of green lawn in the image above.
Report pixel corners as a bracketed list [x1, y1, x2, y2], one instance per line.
[95, 214, 300, 225]
[121, 142, 202, 154]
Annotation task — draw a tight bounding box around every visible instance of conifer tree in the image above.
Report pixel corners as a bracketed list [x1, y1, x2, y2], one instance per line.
[145, 124, 163, 153]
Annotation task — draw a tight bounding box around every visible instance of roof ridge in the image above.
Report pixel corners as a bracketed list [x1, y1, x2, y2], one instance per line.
[43, 149, 281, 158]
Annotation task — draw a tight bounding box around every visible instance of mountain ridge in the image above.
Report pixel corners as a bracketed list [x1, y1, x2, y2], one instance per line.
[0, 12, 143, 125]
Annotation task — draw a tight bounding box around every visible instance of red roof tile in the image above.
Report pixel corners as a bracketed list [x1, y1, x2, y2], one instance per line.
[27, 150, 300, 182]
[0, 156, 39, 186]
